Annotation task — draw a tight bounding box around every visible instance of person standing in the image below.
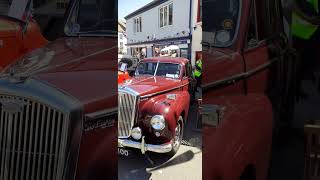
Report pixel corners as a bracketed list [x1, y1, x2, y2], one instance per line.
[194, 53, 203, 90]
[292, 0, 320, 97]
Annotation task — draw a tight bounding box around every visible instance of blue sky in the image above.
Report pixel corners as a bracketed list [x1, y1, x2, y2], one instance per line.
[118, 0, 153, 21]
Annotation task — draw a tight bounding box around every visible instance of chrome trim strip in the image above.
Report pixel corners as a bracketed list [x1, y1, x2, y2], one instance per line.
[118, 139, 172, 154]
[118, 86, 139, 96]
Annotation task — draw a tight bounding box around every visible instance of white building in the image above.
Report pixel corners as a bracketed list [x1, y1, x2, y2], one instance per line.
[118, 21, 128, 54]
[125, 0, 201, 65]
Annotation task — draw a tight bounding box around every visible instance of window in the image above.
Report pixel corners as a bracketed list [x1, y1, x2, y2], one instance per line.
[159, 3, 173, 28]
[160, 8, 164, 27]
[246, 1, 258, 48]
[197, 0, 202, 22]
[119, 34, 123, 39]
[133, 17, 142, 33]
[169, 4, 173, 25]
[120, 42, 123, 48]
[164, 6, 168, 26]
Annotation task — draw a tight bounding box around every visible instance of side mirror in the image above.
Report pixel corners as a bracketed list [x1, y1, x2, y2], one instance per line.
[119, 63, 128, 72]
[200, 104, 222, 127]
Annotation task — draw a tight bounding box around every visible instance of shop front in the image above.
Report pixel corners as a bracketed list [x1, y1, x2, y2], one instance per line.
[127, 36, 192, 62]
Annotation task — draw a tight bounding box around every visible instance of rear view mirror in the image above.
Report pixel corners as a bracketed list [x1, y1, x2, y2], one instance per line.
[119, 63, 128, 72]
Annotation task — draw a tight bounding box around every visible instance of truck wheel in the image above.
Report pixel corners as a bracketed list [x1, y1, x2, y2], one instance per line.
[168, 116, 184, 156]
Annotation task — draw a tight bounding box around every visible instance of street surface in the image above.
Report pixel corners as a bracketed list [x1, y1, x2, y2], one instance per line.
[118, 104, 202, 180]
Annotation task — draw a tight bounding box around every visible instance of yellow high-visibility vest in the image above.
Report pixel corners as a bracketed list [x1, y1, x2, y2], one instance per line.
[292, 0, 319, 40]
[194, 59, 202, 77]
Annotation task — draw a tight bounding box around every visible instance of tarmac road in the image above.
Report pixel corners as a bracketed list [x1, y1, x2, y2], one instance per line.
[118, 105, 202, 180]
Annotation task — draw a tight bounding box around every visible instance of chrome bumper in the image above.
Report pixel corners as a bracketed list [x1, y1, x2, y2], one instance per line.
[118, 136, 172, 154]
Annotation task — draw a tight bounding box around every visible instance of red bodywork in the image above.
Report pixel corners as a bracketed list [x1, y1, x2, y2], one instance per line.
[121, 58, 191, 144]
[1, 37, 118, 179]
[0, 16, 48, 70]
[118, 70, 130, 84]
[203, 0, 292, 179]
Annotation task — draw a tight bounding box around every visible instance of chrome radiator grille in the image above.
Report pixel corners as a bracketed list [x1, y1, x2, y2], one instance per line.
[0, 95, 69, 180]
[118, 91, 138, 137]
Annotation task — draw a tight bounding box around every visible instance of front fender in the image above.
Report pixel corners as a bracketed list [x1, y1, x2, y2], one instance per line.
[203, 94, 273, 180]
[139, 91, 190, 132]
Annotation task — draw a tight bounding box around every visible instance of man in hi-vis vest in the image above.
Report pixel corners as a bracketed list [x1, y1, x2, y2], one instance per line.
[292, 0, 320, 97]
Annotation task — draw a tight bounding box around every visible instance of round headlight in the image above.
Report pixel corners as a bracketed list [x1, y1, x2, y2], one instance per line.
[131, 127, 142, 140]
[150, 115, 166, 130]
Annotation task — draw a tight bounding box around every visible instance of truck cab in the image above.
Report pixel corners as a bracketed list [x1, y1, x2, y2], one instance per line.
[202, 0, 296, 179]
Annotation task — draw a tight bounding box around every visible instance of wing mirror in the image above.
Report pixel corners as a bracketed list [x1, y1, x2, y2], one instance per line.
[119, 63, 128, 72]
[200, 104, 223, 127]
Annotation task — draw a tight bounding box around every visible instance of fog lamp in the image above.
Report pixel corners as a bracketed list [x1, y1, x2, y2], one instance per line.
[150, 115, 165, 130]
[131, 127, 142, 140]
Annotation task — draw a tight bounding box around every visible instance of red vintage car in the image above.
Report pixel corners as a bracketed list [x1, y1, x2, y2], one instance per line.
[0, 2, 48, 70]
[0, 0, 117, 180]
[202, 0, 296, 179]
[118, 57, 195, 155]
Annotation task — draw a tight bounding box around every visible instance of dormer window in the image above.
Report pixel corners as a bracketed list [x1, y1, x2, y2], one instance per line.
[159, 3, 173, 28]
[134, 17, 142, 33]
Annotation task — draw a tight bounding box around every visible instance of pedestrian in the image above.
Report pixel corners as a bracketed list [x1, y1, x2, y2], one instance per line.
[194, 53, 202, 91]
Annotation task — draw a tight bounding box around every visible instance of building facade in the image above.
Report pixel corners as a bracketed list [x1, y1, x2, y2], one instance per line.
[125, 0, 201, 65]
[118, 21, 128, 54]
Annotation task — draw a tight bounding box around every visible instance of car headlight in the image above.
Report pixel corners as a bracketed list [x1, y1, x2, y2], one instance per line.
[150, 115, 166, 130]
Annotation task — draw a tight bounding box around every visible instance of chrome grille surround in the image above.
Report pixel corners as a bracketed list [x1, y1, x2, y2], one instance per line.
[0, 94, 69, 180]
[118, 87, 139, 138]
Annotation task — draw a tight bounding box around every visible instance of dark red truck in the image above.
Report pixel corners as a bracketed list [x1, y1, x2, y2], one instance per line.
[0, 0, 118, 180]
[202, 0, 296, 179]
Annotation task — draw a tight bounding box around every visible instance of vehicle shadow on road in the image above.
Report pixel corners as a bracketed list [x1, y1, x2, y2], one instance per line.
[146, 150, 201, 172]
[118, 149, 198, 180]
[118, 105, 202, 180]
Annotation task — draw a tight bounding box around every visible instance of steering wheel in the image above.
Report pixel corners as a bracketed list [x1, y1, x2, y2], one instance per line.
[294, 0, 320, 25]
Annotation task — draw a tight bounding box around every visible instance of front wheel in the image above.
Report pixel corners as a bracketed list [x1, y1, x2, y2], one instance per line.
[168, 116, 184, 156]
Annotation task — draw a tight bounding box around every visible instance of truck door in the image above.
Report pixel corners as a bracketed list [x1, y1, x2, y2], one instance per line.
[202, 0, 245, 97]
[243, 0, 274, 94]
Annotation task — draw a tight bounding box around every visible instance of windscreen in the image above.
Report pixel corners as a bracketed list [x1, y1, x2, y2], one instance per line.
[203, 0, 240, 47]
[136, 62, 181, 79]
